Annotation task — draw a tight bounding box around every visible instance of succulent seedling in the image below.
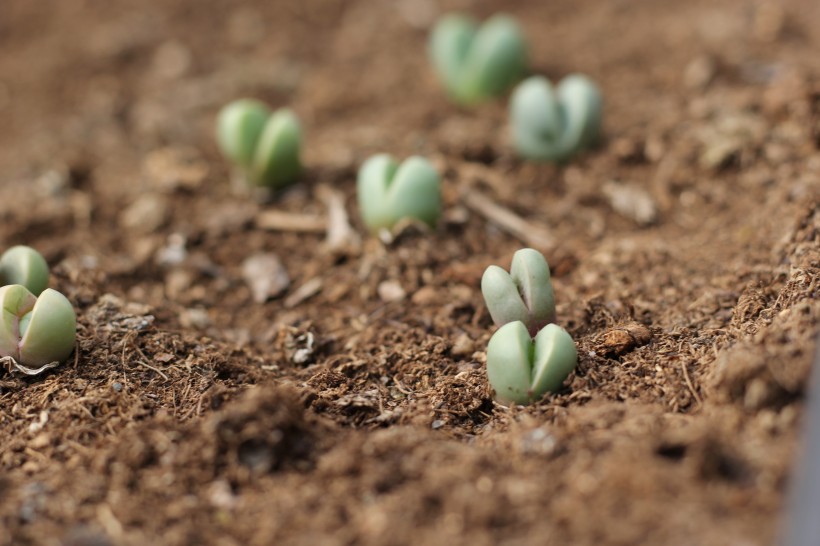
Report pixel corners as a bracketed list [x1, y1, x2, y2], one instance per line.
[357, 154, 442, 234]
[486, 321, 577, 405]
[0, 285, 76, 369]
[216, 99, 302, 189]
[481, 248, 555, 336]
[429, 13, 527, 106]
[510, 74, 602, 162]
[0, 245, 49, 296]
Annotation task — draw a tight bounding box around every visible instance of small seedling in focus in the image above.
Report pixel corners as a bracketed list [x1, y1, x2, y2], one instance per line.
[357, 154, 442, 234]
[0, 284, 76, 370]
[482, 248, 555, 335]
[0, 245, 49, 296]
[510, 74, 602, 162]
[429, 13, 527, 106]
[216, 99, 302, 189]
[486, 321, 577, 405]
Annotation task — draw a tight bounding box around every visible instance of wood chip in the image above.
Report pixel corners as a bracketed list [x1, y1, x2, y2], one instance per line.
[284, 277, 323, 308]
[255, 210, 326, 232]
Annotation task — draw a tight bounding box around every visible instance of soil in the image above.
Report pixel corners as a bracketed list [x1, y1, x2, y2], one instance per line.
[1, 0, 819, 545]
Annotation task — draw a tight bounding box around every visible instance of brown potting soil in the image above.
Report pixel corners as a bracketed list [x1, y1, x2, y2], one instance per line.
[1, 1, 819, 545]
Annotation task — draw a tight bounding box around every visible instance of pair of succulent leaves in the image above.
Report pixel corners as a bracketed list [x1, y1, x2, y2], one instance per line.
[357, 154, 442, 234]
[482, 249, 577, 405]
[216, 99, 302, 189]
[0, 246, 76, 369]
[510, 75, 602, 162]
[430, 13, 527, 106]
[0, 285, 76, 370]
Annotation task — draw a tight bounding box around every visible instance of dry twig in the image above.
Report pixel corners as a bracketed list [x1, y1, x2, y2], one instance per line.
[461, 189, 554, 250]
[255, 210, 326, 233]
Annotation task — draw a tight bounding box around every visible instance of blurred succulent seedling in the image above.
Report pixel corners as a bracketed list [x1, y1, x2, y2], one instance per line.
[0, 245, 49, 296]
[481, 248, 555, 335]
[429, 13, 527, 106]
[357, 154, 442, 234]
[486, 321, 577, 405]
[216, 99, 302, 189]
[510, 74, 602, 161]
[0, 284, 76, 371]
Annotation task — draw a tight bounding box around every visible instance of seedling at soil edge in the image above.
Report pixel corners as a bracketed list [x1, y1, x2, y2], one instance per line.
[430, 13, 527, 106]
[482, 248, 555, 335]
[216, 99, 302, 189]
[0, 284, 76, 368]
[510, 74, 602, 162]
[487, 321, 577, 405]
[357, 154, 442, 234]
[0, 245, 49, 296]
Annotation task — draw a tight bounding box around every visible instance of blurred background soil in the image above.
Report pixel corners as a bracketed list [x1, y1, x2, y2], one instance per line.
[0, 0, 818, 544]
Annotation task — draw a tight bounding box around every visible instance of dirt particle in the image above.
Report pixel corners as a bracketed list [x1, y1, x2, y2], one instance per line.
[29, 433, 50, 450]
[450, 333, 475, 357]
[242, 253, 290, 303]
[179, 307, 211, 329]
[598, 323, 653, 356]
[411, 286, 438, 306]
[684, 55, 717, 90]
[143, 147, 209, 192]
[378, 280, 406, 302]
[120, 194, 170, 234]
[603, 181, 658, 226]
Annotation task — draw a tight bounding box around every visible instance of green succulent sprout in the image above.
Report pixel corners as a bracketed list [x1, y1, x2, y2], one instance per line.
[481, 248, 555, 336]
[357, 154, 442, 233]
[486, 321, 577, 405]
[0, 245, 49, 296]
[216, 99, 302, 189]
[429, 13, 527, 106]
[0, 285, 76, 369]
[510, 74, 603, 162]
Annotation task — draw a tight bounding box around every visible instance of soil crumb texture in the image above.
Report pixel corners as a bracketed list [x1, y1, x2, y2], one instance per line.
[1, 1, 819, 545]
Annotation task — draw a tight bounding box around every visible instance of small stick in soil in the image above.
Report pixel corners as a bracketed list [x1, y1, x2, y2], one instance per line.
[97, 504, 125, 540]
[129, 339, 170, 381]
[136, 360, 170, 381]
[680, 359, 702, 408]
[256, 210, 327, 233]
[392, 377, 414, 395]
[284, 277, 323, 308]
[461, 189, 554, 250]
